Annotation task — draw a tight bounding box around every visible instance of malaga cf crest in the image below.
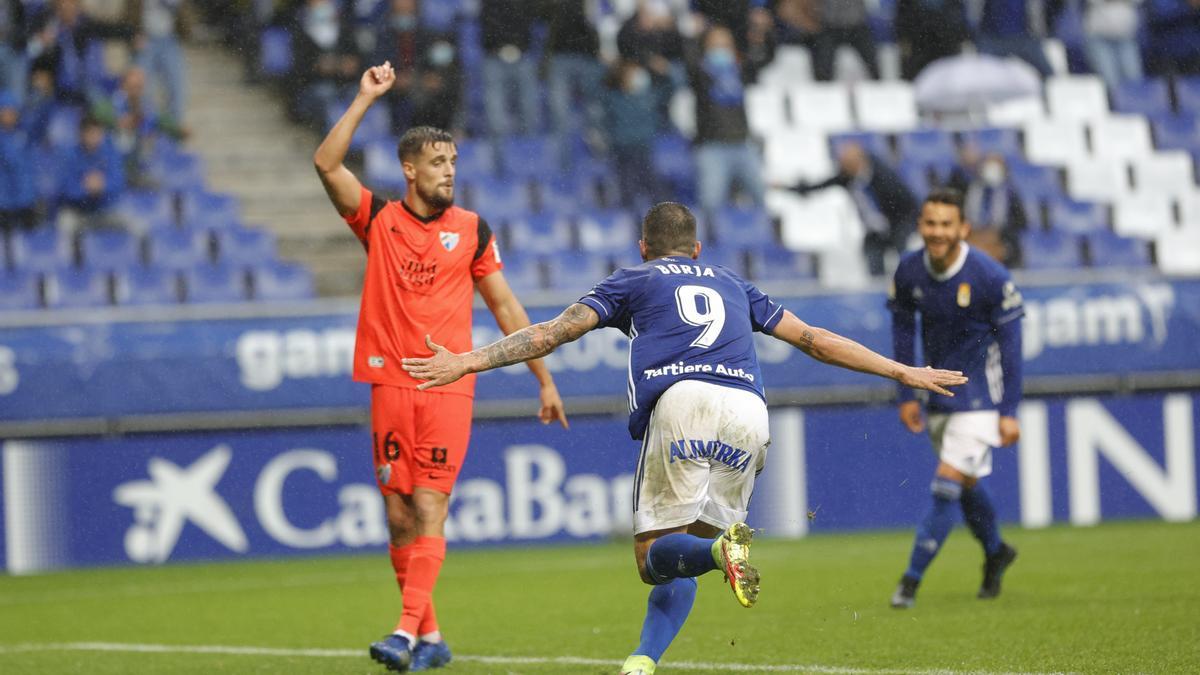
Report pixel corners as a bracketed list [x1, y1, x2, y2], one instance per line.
[439, 231, 459, 251]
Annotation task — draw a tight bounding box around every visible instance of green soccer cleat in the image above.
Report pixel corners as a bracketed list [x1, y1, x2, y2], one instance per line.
[620, 654, 657, 674]
[712, 522, 760, 608]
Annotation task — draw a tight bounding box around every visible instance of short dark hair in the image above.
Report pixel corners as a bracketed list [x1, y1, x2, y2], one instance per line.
[924, 186, 965, 219]
[397, 126, 455, 163]
[642, 202, 697, 258]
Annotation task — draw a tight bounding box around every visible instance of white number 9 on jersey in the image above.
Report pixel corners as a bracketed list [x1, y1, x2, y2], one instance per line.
[675, 285, 726, 348]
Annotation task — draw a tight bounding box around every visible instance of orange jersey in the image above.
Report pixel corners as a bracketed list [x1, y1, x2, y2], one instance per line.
[344, 186, 502, 396]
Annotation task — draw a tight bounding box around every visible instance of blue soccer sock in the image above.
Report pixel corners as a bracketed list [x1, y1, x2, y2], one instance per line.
[904, 477, 962, 581]
[960, 483, 1003, 556]
[646, 533, 719, 582]
[633, 577, 698, 662]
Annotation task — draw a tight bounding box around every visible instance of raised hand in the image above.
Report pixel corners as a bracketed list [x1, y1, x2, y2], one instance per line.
[359, 61, 396, 100]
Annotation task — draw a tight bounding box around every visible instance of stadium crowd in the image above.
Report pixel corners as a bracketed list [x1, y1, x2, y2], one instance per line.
[2, 0, 1200, 309]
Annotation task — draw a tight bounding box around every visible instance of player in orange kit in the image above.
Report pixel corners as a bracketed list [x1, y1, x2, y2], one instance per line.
[313, 61, 568, 672]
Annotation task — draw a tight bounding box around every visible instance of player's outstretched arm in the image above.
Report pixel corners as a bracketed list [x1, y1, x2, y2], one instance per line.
[313, 62, 395, 217]
[476, 272, 570, 428]
[402, 304, 600, 390]
[772, 310, 968, 397]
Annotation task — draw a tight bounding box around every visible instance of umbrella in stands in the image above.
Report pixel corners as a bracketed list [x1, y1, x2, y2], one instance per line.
[914, 54, 1041, 114]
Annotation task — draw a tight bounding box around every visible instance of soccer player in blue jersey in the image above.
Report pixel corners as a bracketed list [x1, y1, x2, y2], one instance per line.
[402, 203, 967, 674]
[888, 187, 1024, 609]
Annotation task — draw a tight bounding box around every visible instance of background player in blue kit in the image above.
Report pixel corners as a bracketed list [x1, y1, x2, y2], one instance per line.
[402, 202, 967, 675]
[888, 187, 1025, 610]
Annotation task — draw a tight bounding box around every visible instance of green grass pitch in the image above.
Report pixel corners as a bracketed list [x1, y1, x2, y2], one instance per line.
[1, 520, 1197, 674]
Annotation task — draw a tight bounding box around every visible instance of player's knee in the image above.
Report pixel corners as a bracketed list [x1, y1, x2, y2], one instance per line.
[931, 476, 963, 500]
[636, 560, 658, 585]
[411, 493, 449, 528]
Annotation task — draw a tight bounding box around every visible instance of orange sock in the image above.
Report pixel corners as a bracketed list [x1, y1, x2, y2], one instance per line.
[418, 601, 439, 638]
[389, 543, 411, 588]
[395, 536, 446, 636]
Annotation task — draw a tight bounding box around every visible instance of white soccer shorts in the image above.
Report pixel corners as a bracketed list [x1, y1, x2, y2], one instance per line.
[927, 410, 1002, 478]
[633, 380, 770, 535]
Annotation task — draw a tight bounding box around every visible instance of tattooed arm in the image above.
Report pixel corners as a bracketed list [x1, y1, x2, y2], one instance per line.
[772, 310, 968, 397]
[402, 304, 600, 390]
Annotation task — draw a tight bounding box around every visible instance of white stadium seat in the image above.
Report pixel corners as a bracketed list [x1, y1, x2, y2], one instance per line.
[1046, 75, 1109, 122]
[853, 81, 918, 132]
[1178, 191, 1200, 228]
[745, 85, 789, 136]
[669, 88, 696, 139]
[987, 96, 1046, 126]
[1090, 116, 1153, 159]
[1113, 193, 1173, 238]
[757, 46, 814, 87]
[763, 129, 833, 185]
[1024, 119, 1088, 165]
[1156, 227, 1200, 274]
[1068, 160, 1131, 202]
[787, 83, 853, 132]
[1131, 153, 1197, 199]
[767, 187, 870, 286]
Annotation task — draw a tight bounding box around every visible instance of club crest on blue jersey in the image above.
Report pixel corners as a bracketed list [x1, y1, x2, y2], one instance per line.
[439, 231, 459, 251]
[957, 282, 971, 307]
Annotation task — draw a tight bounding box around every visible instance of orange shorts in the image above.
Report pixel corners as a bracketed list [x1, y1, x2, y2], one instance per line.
[371, 384, 473, 495]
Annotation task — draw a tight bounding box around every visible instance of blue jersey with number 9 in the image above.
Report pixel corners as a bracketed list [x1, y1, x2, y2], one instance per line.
[576, 256, 786, 440]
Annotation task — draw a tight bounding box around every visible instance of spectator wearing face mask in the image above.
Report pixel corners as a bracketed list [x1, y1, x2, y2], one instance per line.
[686, 25, 767, 213]
[374, 0, 433, 130]
[1083, 0, 1144, 89]
[128, 0, 190, 131]
[603, 59, 674, 210]
[28, 0, 134, 104]
[287, 0, 359, 129]
[953, 151, 1027, 267]
[480, 0, 541, 137]
[543, 0, 603, 145]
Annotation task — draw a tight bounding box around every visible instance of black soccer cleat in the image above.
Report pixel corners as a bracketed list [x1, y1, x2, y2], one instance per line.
[978, 543, 1017, 599]
[890, 575, 920, 609]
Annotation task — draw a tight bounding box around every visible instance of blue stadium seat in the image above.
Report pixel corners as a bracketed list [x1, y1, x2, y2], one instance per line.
[216, 227, 277, 267]
[80, 230, 141, 271]
[158, 152, 205, 194]
[1019, 196, 1045, 230]
[501, 136, 561, 177]
[543, 251, 611, 294]
[46, 268, 110, 308]
[181, 191, 240, 230]
[365, 140, 407, 192]
[0, 271, 41, 310]
[896, 161, 930, 198]
[1086, 230, 1150, 268]
[466, 177, 533, 221]
[1021, 230, 1083, 269]
[495, 250, 542, 293]
[147, 229, 210, 270]
[653, 134, 697, 194]
[1048, 198, 1108, 234]
[1009, 162, 1064, 202]
[10, 228, 72, 272]
[746, 246, 817, 282]
[710, 206, 773, 250]
[535, 174, 595, 216]
[507, 212, 573, 256]
[1176, 77, 1200, 114]
[1151, 113, 1200, 153]
[896, 129, 957, 168]
[421, 0, 461, 31]
[184, 263, 246, 304]
[960, 127, 1021, 159]
[328, 101, 391, 150]
[116, 266, 179, 306]
[259, 27, 294, 77]
[1111, 79, 1171, 117]
[577, 208, 637, 255]
[829, 131, 891, 162]
[455, 139, 496, 177]
[698, 245, 747, 276]
[113, 190, 176, 230]
[251, 262, 315, 301]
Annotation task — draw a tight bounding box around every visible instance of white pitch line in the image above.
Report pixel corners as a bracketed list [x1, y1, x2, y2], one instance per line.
[0, 641, 1068, 675]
